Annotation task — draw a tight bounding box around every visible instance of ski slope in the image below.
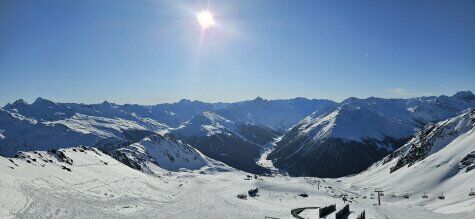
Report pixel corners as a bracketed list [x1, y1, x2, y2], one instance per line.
[1, 147, 474, 218]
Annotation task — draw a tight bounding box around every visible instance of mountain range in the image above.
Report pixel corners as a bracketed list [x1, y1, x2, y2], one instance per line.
[268, 91, 475, 177]
[1, 91, 474, 177]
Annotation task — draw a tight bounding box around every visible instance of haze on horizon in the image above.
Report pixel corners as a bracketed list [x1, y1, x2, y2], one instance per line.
[1, 0, 474, 106]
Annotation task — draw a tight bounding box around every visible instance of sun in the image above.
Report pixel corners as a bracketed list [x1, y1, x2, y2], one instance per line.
[196, 11, 215, 29]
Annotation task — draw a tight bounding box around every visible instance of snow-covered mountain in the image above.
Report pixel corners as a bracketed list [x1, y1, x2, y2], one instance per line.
[3, 98, 170, 131]
[2, 96, 332, 132]
[0, 109, 101, 157]
[119, 99, 216, 128]
[111, 134, 230, 173]
[169, 111, 279, 174]
[215, 97, 337, 131]
[0, 103, 229, 174]
[346, 109, 475, 213]
[268, 91, 475, 177]
[0, 96, 330, 174]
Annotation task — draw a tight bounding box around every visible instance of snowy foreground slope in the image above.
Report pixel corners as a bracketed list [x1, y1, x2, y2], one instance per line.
[344, 109, 475, 214]
[1, 147, 474, 219]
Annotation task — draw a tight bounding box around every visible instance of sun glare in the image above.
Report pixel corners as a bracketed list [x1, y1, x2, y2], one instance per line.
[197, 11, 215, 29]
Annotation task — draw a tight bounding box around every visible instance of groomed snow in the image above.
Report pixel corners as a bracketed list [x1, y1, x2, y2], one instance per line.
[1, 147, 474, 218]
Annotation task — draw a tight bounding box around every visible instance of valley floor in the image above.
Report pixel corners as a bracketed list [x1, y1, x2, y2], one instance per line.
[1, 149, 474, 219]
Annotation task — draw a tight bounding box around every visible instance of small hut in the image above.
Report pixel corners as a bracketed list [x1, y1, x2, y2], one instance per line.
[237, 194, 247, 199]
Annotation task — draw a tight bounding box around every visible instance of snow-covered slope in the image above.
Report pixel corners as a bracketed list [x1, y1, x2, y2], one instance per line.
[345, 109, 475, 213]
[269, 91, 475, 177]
[112, 134, 230, 173]
[172, 111, 238, 138]
[0, 147, 183, 218]
[1, 147, 474, 218]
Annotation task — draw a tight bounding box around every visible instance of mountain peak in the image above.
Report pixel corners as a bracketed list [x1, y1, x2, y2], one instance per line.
[178, 99, 192, 104]
[99, 100, 115, 106]
[452, 91, 475, 100]
[253, 97, 266, 102]
[33, 97, 55, 105]
[12, 99, 28, 107]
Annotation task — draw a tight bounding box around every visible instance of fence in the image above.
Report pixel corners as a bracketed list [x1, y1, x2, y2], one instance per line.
[319, 204, 336, 218]
[356, 210, 365, 219]
[335, 204, 350, 219]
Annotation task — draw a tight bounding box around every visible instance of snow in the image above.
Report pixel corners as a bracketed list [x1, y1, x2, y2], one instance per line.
[173, 111, 237, 137]
[171, 111, 264, 146]
[257, 136, 283, 173]
[344, 110, 475, 214]
[214, 97, 337, 131]
[1, 148, 474, 218]
[114, 134, 230, 173]
[44, 113, 148, 138]
[283, 93, 475, 152]
[1, 94, 475, 218]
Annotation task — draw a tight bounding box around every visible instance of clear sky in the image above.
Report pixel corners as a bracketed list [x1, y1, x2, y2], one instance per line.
[1, 0, 474, 106]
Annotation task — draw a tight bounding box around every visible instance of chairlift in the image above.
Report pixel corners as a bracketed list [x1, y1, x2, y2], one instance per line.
[391, 192, 397, 198]
[438, 193, 445, 200]
[403, 194, 410, 199]
[470, 188, 475, 196]
[422, 192, 428, 199]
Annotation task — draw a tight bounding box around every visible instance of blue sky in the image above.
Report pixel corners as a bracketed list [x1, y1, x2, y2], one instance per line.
[1, 0, 474, 106]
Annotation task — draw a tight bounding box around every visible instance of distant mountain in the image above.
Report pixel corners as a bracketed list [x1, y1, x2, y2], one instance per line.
[163, 97, 336, 174]
[2, 96, 334, 130]
[120, 99, 216, 127]
[0, 96, 331, 174]
[348, 109, 475, 212]
[215, 97, 337, 131]
[168, 111, 280, 174]
[2, 92, 474, 177]
[2, 97, 169, 132]
[0, 106, 227, 173]
[0, 109, 101, 157]
[268, 91, 475, 178]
